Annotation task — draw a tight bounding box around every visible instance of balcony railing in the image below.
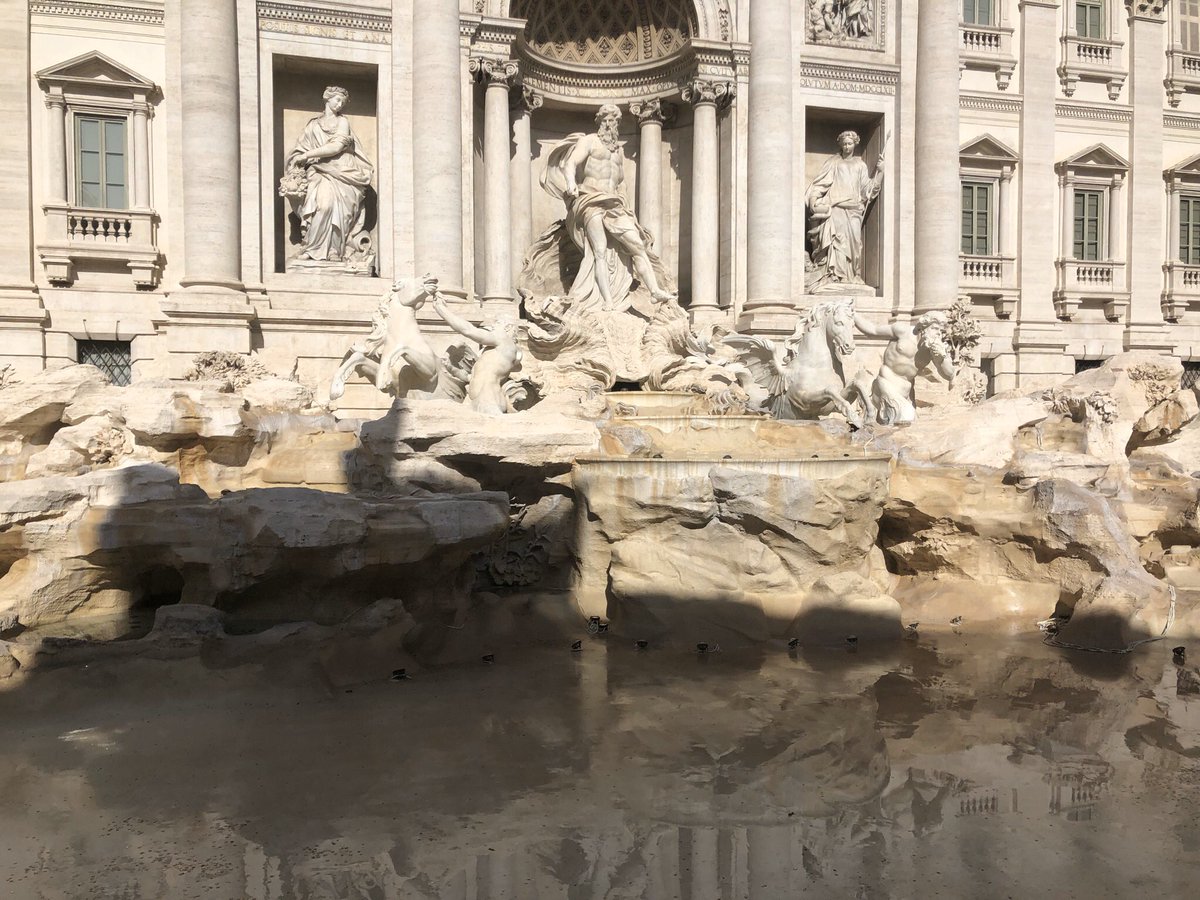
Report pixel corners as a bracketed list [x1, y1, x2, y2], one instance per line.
[960, 254, 1017, 317]
[1166, 49, 1200, 107]
[960, 23, 1016, 90]
[38, 204, 161, 289]
[1162, 260, 1200, 320]
[1054, 258, 1129, 321]
[1058, 35, 1126, 100]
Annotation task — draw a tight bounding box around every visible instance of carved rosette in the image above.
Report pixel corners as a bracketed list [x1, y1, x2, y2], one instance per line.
[628, 97, 677, 127]
[1124, 0, 1167, 19]
[469, 57, 520, 88]
[681, 78, 736, 109]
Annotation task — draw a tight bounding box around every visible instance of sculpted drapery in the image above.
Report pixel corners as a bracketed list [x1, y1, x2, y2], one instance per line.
[805, 129, 885, 292]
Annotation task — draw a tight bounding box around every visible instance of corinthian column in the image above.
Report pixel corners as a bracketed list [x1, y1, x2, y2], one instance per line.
[471, 57, 518, 316]
[1125, 0, 1171, 347]
[412, 0, 465, 295]
[683, 79, 732, 322]
[913, 0, 961, 312]
[510, 87, 542, 283]
[176, 0, 245, 299]
[629, 98, 675, 246]
[745, 0, 793, 308]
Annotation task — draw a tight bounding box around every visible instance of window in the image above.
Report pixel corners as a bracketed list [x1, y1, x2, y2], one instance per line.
[1076, 0, 1104, 38]
[963, 0, 994, 26]
[1182, 0, 1200, 53]
[77, 339, 132, 386]
[1183, 361, 1200, 391]
[1075, 358, 1106, 374]
[1073, 190, 1104, 260]
[961, 181, 993, 255]
[1181, 195, 1200, 264]
[76, 115, 127, 210]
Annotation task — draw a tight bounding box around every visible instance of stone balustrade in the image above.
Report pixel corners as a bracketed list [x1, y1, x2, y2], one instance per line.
[1053, 258, 1129, 321]
[959, 22, 1016, 90]
[38, 203, 160, 289]
[1165, 48, 1200, 107]
[1162, 260, 1200, 320]
[1058, 35, 1126, 99]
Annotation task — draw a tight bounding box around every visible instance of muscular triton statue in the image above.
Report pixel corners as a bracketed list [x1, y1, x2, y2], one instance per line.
[537, 104, 676, 311]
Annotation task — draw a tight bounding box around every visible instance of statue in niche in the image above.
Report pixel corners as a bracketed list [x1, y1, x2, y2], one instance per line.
[280, 85, 376, 276]
[809, 0, 876, 44]
[853, 310, 957, 426]
[805, 129, 888, 293]
[329, 276, 475, 402]
[431, 295, 526, 415]
[723, 298, 873, 426]
[525, 104, 676, 313]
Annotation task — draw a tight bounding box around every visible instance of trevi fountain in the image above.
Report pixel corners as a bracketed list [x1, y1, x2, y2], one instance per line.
[2, 1, 1200, 897]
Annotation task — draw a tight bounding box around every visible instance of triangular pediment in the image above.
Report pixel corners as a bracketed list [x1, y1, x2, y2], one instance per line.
[960, 134, 1019, 164]
[1166, 151, 1200, 178]
[37, 51, 155, 91]
[1056, 143, 1129, 173]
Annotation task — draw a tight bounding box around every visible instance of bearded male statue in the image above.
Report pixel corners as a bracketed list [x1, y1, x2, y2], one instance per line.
[532, 104, 676, 312]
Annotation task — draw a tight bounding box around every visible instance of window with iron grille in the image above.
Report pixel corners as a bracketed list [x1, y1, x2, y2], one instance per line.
[1183, 361, 1200, 391]
[963, 0, 994, 26]
[77, 339, 132, 386]
[1075, 358, 1105, 374]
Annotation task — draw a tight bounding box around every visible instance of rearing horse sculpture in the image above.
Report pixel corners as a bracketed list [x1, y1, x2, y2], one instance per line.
[722, 298, 874, 426]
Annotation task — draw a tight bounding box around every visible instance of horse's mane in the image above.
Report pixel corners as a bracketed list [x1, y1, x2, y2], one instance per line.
[798, 298, 853, 335]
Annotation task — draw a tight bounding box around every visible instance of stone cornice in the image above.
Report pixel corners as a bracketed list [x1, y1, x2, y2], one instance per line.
[1055, 100, 1133, 123]
[30, 1, 163, 26]
[796, 61, 899, 95]
[258, 1, 391, 43]
[960, 92, 1023, 115]
[1165, 112, 1200, 130]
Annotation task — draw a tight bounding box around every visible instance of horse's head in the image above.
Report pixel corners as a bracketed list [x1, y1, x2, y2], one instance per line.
[810, 298, 857, 360]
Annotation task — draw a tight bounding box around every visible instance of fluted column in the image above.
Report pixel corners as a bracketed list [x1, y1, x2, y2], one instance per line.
[1125, 0, 1171, 344]
[746, 0, 793, 307]
[684, 79, 732, 321]
[0, 0, 40, 305]
[132, 106, 151, 210]
[412, 0, 465, 294]
[629, 98, 674, 245]
[913, 0, 961, 312]
[177, 0, 244, 297]
[471, 58, 518, 315]
[510, 86, 542, 284]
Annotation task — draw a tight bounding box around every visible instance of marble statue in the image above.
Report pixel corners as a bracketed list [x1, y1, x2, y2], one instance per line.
[853, 310, 957, 426]
[528, 104, 676, 312]
[642, 303, 761, 414]
[432, 295, 524, 415]
[723, 298, 872, 425]
[280, 86, 375, 275]
[805, 129, 888, 293]
[330, 276, 444, 401]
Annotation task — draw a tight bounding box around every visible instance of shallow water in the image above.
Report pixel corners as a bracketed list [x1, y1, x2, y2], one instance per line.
[1, 633, 1198, 899]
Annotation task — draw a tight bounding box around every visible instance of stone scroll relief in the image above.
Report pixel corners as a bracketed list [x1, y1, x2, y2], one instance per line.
[807, 0, 885, 51]
[280, 86, 376, 276]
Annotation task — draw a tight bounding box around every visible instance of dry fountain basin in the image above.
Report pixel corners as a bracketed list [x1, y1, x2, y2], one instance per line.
[572, 412, 898, 647]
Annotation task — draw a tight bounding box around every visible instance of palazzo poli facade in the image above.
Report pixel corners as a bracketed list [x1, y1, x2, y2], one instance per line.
[2, 0, 1200, 413]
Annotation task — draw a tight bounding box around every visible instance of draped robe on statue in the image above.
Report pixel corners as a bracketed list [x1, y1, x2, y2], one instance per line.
[805, 154, 880, 291]
[286, 117, 374, 262]
[528, 133, 672, 312]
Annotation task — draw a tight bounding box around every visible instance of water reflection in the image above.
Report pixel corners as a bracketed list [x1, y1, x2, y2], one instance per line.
[0, 636, 1198, 898]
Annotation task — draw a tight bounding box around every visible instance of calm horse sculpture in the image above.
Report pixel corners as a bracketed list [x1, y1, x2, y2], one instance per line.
[723, 298, 874, 426]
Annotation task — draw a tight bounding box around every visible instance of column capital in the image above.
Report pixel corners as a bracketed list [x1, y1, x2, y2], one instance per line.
[681, 78, 735, 109]
[1125, 0, 1167, 21]
[629, 97, 676, 127]
[469, 57, 519, 87]
[511, 85, 543, 114]
[44, 94, 66, 111]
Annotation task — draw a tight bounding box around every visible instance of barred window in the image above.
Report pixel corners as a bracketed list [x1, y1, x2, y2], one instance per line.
[77, 339, 132, 386]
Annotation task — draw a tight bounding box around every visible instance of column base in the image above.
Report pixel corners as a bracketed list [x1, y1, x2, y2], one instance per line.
[0, 290, 49, 377]
[480, 294, 517, 320]
[735, 298, 803, 336]
[688, 305, 731, 329]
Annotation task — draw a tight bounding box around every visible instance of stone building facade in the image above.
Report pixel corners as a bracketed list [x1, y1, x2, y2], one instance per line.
[2, 0, 1199, 414]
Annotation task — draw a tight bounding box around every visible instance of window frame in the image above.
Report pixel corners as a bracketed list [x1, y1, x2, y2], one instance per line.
[1180, 0, 1200, 53]
[73, 112, 129, 211]
[1180, 194, 1200, 265]
[961, 179, 997, 257]
[1075, 0, 1105, 39]
[1072, 188, 1105, 262]
[962, 0, 995, 26]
